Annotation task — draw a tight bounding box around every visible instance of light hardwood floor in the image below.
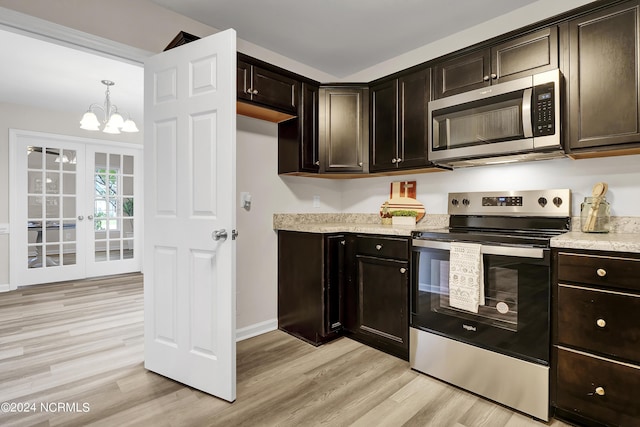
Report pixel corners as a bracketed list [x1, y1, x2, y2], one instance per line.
[0, 274, 572, 427]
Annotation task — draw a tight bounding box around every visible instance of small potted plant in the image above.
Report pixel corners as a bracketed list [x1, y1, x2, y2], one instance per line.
[391, 209, 418, 226]
[380, 202, 392, 225]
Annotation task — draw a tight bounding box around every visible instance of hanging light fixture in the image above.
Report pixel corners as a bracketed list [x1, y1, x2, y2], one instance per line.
[80, 80, 139, 134]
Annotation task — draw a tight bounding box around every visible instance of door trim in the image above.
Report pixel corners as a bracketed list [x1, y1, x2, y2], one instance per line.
[0, 6, 152, 65]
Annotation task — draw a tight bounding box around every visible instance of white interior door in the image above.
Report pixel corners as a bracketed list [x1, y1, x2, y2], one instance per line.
[143, 29, 237, 401]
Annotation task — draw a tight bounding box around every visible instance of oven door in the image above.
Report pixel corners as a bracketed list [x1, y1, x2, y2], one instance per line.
[411, 239, 550, 364]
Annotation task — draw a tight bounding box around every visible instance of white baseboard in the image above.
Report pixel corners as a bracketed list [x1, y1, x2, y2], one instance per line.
[0, 283, 11, 293]
[236, 318, 278, 342]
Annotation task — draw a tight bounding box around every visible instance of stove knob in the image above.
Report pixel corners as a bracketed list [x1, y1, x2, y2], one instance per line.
[462, 198, 470, 206]
[553, 197, 563, 207]
[451, 199, 459, 206]
[538, 197, 547, 207]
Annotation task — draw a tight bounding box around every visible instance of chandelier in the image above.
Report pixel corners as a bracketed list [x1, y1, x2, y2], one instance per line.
[80, 80, 139, 134]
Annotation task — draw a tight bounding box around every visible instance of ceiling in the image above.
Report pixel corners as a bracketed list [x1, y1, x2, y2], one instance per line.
[151, 0, 539, 78]
[0, 28, 143, 122]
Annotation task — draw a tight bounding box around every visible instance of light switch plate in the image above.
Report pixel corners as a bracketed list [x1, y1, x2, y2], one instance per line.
[0, 223, 9, 235]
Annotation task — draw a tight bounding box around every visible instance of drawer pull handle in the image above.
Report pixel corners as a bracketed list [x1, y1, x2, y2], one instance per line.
[595, 386, 605, 396]
[596, 268, 607, 277]
[596, 318, 606, 328]
[375, 244, 383, 251]
[400, 268, 407, 274]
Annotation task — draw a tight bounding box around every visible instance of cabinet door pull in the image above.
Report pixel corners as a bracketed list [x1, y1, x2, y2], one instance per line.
[396, 158, 402, 163]
[246, 88, 253, 94]
[596, 318, 606, 328]
[340, 240, 346, 246]
[391, 158, 397, 163]
[400, 267, 407, 274]
[375, 244, 383, 251]
[596, 268, 607, 277]
[483, 75, 490, 81]
[314, 161, 320, 166]
[490, 73, 497, 79]
[252, 89, 259, 95]
[595, 386, 605, 396]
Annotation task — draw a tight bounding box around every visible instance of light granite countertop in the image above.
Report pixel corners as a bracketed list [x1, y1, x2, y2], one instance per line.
[550, 232, 640, 253]
[274, 213, 640, 253]
[273, 213, 449, 237]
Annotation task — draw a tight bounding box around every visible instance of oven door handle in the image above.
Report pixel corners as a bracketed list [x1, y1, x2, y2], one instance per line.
[412, 239, 544, 259]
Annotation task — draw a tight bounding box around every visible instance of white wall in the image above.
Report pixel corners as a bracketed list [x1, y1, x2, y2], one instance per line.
[341, 155, 640, 218]
[235, 116, 341, 332]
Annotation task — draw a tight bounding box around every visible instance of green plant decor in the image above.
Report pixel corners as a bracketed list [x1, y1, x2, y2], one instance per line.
[391, 209, 418, 217]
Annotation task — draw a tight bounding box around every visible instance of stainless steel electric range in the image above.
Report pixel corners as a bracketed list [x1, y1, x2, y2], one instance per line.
[410, 189, 571, 421]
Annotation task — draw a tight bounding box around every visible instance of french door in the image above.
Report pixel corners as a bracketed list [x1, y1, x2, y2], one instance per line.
[9, 130, 142, 287]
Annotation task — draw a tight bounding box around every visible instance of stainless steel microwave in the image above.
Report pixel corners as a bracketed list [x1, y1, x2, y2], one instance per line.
[428, 69, 563, 168]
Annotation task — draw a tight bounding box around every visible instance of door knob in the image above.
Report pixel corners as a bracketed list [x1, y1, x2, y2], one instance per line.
[87, 215, 94, 220]
[77, 215, 84, 221]
[212, 229, 228, 241]
[596, 268, 607, 277]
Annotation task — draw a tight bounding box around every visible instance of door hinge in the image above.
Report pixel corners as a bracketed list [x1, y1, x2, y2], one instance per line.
[232, 229, 239, 240]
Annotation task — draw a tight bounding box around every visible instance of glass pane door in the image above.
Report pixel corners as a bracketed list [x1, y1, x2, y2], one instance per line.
[27, 146, 79, 269]
[11, 131, 141, 287]
[86, 146, 140, 277]
[13, 133, 87, 286]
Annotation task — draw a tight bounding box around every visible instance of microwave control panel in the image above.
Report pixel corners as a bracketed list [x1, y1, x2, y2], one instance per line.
[532, 83, 555, 136]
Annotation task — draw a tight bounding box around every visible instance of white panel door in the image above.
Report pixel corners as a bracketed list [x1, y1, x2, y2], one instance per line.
[143, 29, 237, 401]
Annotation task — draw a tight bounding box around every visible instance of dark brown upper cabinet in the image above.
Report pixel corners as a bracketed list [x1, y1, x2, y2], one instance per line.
[566, 0, 640, 157]
[278, 82, 320, 174]
[434, 26, 559, 99]
[319, 86, 369, 174]
[237, 54, 300, 122]
[370, 68, 432, 172]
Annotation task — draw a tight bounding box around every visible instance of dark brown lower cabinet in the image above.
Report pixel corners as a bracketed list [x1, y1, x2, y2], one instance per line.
[277, 231, 344, 345]
[346, 235, 410, 360]
[555, 347, 640, 426]
[552, 248, 640, 427]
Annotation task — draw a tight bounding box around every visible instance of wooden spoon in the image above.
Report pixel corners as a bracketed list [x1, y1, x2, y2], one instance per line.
[587, 182, 608, 231]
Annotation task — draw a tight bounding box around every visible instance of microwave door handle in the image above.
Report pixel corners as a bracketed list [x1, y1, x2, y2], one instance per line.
[412, 239, 544, 259]
[522, 88, 533, 138]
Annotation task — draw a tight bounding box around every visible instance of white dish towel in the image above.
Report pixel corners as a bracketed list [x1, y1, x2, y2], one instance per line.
[448, 242, 485, 313]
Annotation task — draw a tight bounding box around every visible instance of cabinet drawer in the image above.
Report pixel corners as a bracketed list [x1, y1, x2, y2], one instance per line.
[557, 252, 640, 292]
[356, 235, 408, 260]
[558, 285, 640, 364]
[556, 348, 640, 426]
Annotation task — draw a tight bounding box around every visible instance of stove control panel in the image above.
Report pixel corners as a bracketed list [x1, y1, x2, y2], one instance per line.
[448, 189, 571, 217]
[482, 196, 523, 207]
